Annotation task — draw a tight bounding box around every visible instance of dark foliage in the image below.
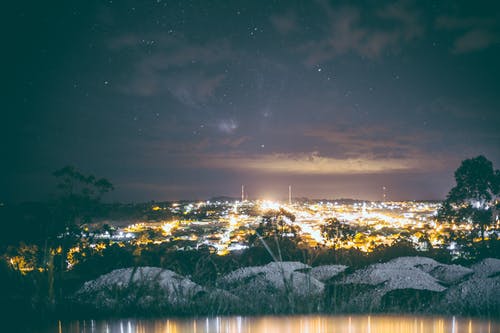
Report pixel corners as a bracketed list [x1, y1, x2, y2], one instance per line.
[438, 156, 500, 241]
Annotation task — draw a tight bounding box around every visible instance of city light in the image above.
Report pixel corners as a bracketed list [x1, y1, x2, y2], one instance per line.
[6, 198, 499, 270]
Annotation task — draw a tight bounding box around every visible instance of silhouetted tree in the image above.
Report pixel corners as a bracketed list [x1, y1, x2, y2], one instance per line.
[438, 156, 500, 242]
[53, 166, 113, 230]
[49, 166, 114, 301]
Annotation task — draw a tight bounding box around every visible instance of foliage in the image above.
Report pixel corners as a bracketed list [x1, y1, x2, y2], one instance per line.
[3, 242, 40, 273]
[0, 166, 115, 329]
[438, 156, 500, 240]
[248, 208, 300, 246]
[53, 165, 113, 228]
[321, 217, 356, 250]
[50, 166, 114, 269]
[256, 208, 300, 240]
[245, 208, 305, 262]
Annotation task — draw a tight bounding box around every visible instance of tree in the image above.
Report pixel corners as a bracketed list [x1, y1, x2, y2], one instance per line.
[51, 166, 113, 270]
[248, 208, 302, 262]
[321, 217, 355, 250]
[53, 165, 113, 228]
[255, 208, 300, 241]
[437, 156, 500, 242]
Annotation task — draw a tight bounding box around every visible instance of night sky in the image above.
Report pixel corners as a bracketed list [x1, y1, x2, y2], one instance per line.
[3, 0, 500, 202]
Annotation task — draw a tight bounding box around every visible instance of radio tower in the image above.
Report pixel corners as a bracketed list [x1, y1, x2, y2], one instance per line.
[288, 185, 292, 205]
[241, 185, 245, 202]
[382, 186, 387, 202]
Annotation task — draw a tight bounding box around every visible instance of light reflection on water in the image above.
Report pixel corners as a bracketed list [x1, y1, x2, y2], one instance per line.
[49, 315, 497, 333]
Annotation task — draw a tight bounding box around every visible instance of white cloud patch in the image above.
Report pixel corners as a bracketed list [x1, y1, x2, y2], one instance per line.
[217, 119, 239, 134]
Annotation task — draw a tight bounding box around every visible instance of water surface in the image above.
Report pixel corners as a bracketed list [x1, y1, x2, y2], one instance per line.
[47, 315, 498, 333]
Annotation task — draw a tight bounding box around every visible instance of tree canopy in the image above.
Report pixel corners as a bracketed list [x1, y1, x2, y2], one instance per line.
[52, 165, 114, 234]
[321, 217, 355, 249]
[438, 155, 500, 240]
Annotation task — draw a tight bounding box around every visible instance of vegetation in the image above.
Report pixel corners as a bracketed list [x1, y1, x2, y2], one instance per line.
[438, 156, 499, 232]
[321, 217, 356, 252]
[438, 155, 500, 246]
[1, 158, 500, 330]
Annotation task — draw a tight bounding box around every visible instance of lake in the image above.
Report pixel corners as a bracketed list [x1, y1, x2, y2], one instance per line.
[45, 315, 497, 333]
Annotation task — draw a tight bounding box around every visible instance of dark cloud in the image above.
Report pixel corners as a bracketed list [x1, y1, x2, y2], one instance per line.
[453, 30, 498, 53]
[110, 35, 233, 107]
[302, 1, 423, 64]
[302, 126, 430, 159]
[436, 9, 500, 53]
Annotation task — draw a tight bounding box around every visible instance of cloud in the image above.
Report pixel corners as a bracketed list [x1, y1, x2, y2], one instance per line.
[109, 34, 233, 106]
[303, 1, 423, 64]
[108, 34, 144, 49]
[436, 15, 499, 53]
[435, 16, 495, 30]
[199, 151, 443, 175]
[108, 34, 233, 66]
[168, 73, 226, 108]
[302, 125, 427, 159]
[217, 119, 239, 134]
[120, 67, 225, 108]
[270, 10, 298, 34]
[220, 136, 249, 148]
[453, 29, 498, 54]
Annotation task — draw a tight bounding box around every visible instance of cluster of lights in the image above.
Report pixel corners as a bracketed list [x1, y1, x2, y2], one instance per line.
[6, 198, 499, 272]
